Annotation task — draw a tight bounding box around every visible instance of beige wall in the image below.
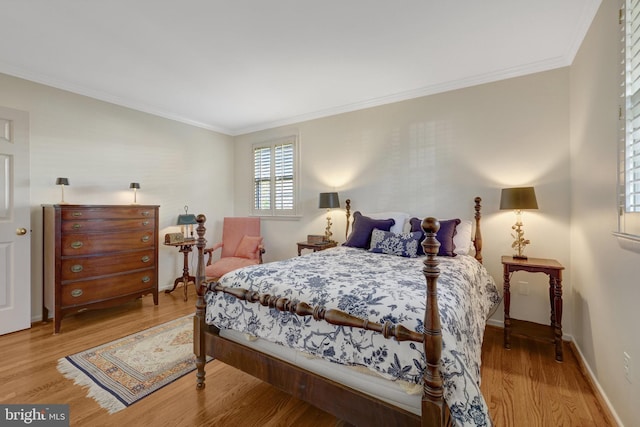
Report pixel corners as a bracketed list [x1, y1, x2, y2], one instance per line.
[571, 1, 638, 425]
[0, 72, 235, 322]
[234, 69, 572, 334]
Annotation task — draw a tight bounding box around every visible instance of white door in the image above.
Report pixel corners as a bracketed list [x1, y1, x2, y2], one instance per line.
[0, 106, 30, 335]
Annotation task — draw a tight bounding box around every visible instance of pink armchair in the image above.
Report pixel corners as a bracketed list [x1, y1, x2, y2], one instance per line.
[204, 217, 265, 281]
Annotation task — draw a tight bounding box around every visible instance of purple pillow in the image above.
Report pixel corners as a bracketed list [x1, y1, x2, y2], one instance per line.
[410, 217, 460, 257]
[343, 211, 395, 249]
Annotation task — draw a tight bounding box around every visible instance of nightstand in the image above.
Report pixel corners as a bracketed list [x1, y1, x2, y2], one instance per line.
[297, 241, 337, 256]
[502, 256, 565, 362]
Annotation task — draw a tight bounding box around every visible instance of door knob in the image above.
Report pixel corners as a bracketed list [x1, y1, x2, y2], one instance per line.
[16, 227, 28, 235]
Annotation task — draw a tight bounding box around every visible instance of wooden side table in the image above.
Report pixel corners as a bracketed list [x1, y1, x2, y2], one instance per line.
[297, 241, 337, 256]
[502, 256, 565, 362]
[164, 240, 197, 301]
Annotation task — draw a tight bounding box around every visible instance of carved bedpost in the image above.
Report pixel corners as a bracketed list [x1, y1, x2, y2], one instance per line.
[345, 199, 351, 240]
[194, 214, 207, 390]
[474, 197, 483, 264]
[421, 217, 445, 426]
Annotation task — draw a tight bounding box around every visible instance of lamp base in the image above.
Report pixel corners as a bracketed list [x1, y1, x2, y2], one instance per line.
[324, 213, 333, 243]
[512, 254, 528, 260]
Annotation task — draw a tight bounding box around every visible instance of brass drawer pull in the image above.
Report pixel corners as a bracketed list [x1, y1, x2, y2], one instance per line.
[142, 220, 150, 226]
[141, 255, 150, 263]
[72, 212, 83, 217]
[70, 289, 83, 297]
[141, 235, 150, 243]
[141, 276, 151, 283]
[72, 223, 81, 230]
[141, 211, 150, 217]
[71, 264, 83, 273]
[70, 241, 83, 249]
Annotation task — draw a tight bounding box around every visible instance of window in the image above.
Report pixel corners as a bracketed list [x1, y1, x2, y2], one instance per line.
[252, 135, 298, 216]
[619, 0, 640, 237]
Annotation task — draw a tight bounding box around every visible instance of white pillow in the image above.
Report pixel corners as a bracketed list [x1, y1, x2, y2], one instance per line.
[453, 220, 473, 255]
[366, 212, 410, 234]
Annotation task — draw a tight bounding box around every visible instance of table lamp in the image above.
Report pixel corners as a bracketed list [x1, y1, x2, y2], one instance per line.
[500, 186, 538, 259]
[319, 192, 340, 243]
[56, 177, 69, 204]
[129, 182, 140, 204]
[177, 205, 198, 240]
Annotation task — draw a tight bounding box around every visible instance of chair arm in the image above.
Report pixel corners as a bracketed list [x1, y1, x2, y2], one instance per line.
[203, 242, 223, 266]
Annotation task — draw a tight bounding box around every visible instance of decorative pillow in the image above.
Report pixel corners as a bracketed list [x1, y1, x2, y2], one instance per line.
[365, 211, 410, 234]
[369, 229, 422, 257]
[343, 211, 395, 249]
[234, 235, 263, 259]
[410, 217, 460, 257]
[453, 220, 473, 255]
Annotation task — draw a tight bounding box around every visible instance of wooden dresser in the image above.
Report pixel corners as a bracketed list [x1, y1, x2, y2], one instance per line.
[42, 204, 160, 333]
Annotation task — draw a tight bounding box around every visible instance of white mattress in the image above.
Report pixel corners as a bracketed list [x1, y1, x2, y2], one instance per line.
[219, 328, 422, 415]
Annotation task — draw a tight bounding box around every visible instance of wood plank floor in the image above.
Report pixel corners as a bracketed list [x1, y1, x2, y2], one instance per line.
[0, 286, 616, 426]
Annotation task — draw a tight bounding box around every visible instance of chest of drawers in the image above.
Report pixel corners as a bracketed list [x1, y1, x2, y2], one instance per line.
[42, 204, 160, 333]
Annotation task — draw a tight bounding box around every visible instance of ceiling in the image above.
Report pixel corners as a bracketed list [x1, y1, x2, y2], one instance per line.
[1, 1, 601, 136]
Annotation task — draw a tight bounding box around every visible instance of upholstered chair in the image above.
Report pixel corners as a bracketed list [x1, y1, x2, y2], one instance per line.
[204, 217, 265, 281]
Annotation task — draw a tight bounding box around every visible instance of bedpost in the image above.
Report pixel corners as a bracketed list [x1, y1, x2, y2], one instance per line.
[194, 214, 207, 390]
[345, 198, 351, 240]
[474, 196, 483, 264]
[421, 217, 445, 426]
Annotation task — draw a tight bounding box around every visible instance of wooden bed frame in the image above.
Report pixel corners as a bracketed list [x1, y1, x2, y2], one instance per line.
[194, 197, 484, 427]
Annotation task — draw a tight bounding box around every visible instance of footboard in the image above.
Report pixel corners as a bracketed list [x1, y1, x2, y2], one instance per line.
[194, 214, 450, 426]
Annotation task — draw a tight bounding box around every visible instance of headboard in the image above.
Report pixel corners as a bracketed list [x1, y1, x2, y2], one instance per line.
[341, 197, 482, 263]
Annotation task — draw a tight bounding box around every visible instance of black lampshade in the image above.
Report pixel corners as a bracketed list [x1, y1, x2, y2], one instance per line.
[500, 187, 538, 210]
[319, 192, 340, 209]
[177, 205, 197, 225]
[129, 182, 140, 189]
[177, 214, 197, 225]
[56, 177, 69, 186]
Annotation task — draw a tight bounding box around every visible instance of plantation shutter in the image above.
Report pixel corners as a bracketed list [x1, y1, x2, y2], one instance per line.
[252, 136, 297, 216]
[625, 0, 640, 212]
[254, 146, 271, 210]
[274, 142, 294, 210]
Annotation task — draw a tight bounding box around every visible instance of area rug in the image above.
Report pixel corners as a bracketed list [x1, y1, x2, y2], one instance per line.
[57, 315, 206, 413]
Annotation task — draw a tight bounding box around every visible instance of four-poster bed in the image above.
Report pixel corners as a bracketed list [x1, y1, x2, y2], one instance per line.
[193, 197, 498, 426]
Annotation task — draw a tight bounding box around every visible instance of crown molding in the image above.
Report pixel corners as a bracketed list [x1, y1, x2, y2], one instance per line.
[233, 55, 571, 136]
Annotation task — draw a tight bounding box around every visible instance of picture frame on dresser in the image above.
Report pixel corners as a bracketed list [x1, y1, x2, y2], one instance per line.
[42, 204, 160, 333]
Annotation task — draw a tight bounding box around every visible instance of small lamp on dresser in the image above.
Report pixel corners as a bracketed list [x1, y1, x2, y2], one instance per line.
[319, 192, 340, 243]
[129, 182, 140, 204]
[55, 177, 69, 204]
[500, 186, 538, 259]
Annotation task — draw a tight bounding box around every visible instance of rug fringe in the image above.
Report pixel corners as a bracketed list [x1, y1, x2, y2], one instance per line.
[57, 358, 125, 414]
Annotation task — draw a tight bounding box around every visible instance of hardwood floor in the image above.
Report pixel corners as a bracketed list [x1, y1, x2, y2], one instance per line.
[0, 286, 616, 426]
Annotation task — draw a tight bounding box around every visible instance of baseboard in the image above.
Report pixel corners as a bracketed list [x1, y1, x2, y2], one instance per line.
[570, 340, 624, 427]
[486, 319, 623, 426]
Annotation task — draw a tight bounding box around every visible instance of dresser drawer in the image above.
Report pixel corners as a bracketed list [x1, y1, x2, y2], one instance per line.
[61, 231, 155, 256]
[61, 218, 155, 233]
[60, 206, 156, 220]
[61, 270, 155, 307]
[60, 249, 155, 280]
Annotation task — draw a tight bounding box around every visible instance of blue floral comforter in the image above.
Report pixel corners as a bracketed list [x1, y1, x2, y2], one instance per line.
[205, 246, 500, 426]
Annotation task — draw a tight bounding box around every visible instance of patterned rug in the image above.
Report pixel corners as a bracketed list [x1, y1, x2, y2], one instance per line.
[57, 315, 204, 413]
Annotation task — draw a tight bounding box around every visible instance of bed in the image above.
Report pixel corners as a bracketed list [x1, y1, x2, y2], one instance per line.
[193, 197, 500, 426]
